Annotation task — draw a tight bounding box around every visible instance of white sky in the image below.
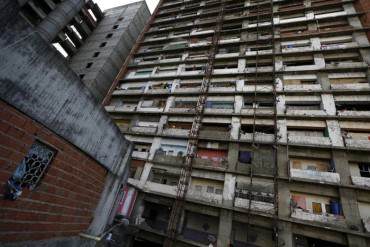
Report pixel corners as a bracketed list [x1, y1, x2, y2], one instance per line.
[93, 0, 159, 13]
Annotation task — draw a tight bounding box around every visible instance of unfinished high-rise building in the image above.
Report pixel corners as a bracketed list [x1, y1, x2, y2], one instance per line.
[18, 0, 150, 102]
[104, 0, 370, 246]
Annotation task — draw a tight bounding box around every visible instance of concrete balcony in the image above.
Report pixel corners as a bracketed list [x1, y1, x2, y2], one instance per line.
[315, 10, 347, 19]
[337, 111, 370, 117]
[154, 71, 177, 77]
[144, 36, 167, 42]
[209, 87, 235, 93]
[199, 130, 230, 140]
[189, 41, 211, 47]
[105, 105, 137, 113]
[351, 176, 370, 188]
[284, 84, 322, 92]
[344, 138, 370, 149]
[130, 126, 157, 134]
[282, 47, 313, 53]
[243, 85, 273, 92]
[193, 157, 227, 170]
[137, 107, 164, 113]
[162, 128, 189, 137]
[234, 197, 274, 213]
[215, 52, 239, 59]
[241, 108, 274, 115]
[167, 107, 196, 113]
[290, 168, 340, 184]
[204, 108, 234, 114]
[187, 189, 222, 205]
[320, 42, 357, 51]
[326, 62, 368, 70]
[180, 70, 204, 76]
[240, 132, 275, 143]
[246, 66, 273, 73]
[113, 89, 144, 95]
[132, 151, 149, 159]
[245, 49, 273, 56]
[191, 29, 214, 35]
[175, 87, 201, 93]
[285, 109, 327, 117]
[219, 38, 240, 44]
[213, 68, 238, 75]
[362, 217, 370, 233]
[147, 89, 170, 94]
[331, 83, 370, 90]
[153, 153, 184, 166]
[291, 209, 346, 227]
[288, 135, 331, 146]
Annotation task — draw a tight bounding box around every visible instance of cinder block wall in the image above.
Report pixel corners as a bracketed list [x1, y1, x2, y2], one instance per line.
[0, 100, 108, 243]
[355, 0, 370, 41]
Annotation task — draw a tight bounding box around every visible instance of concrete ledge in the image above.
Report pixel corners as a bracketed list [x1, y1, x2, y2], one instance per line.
[290, 169, 340, 184]
[291, 209, 346, 228]
[351, 176, 370, 188]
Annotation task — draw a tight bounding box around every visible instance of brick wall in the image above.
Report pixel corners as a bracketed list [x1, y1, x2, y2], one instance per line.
[355, 0, 370, 41]
[0, 100, 108, 243]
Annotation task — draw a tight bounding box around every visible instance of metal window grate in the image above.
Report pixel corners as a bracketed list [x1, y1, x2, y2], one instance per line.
[5, 141, 56, 200]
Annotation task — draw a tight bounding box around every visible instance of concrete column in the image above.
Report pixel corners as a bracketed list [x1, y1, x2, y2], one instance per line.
[157, 115, 168, 134]
[149, 137, 161, 160]
[236, 80, 244, 92]
[222, 173, 236, 207]
[321, 94, 336, 116]
[132, 193, 146, 225]
[177, 210, 186, 234]
[227, 143, 239, 171]
[276, 77, 283, 91]
[165, 96, 175, 112]
[278, 221, 293, 247]
[278, 181, 291, 218]
[332, 150, 351, 185]
[139, 162, 153, 187]
[311, 37, 321, 50]
[277, 119, 287, 144]
[314, 54, 325, 69]
[58, 33, 77, 56]
[73, 16, 92, 39]
[276, 95, 285, 114]
[318, 72, 330, 90]
[234, 95, 243, 114]
[326, 120, 344, 147]
[238, 59, 246, 73]
[230, 117, 240, 140]
[277, 147, 289, 178]
[275, 56, 283, 71]
[217, 209, 233, 247]
[340, 188, 364, 232]
[28, 0, 47, 19]
[37, 0, 86, 42]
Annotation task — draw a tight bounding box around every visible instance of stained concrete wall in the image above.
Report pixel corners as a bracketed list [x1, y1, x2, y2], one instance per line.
[0, 0, 130, 173]
[69, 1, 151, 102]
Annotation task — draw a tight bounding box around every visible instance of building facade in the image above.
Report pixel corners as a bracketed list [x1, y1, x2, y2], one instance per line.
[104, 0, 370, 247]
[69, 1, 151, 102]
[0, 1, 132, 246]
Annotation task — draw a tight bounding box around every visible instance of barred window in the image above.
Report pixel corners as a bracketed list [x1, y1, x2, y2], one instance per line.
[5, 141, 56, 200]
